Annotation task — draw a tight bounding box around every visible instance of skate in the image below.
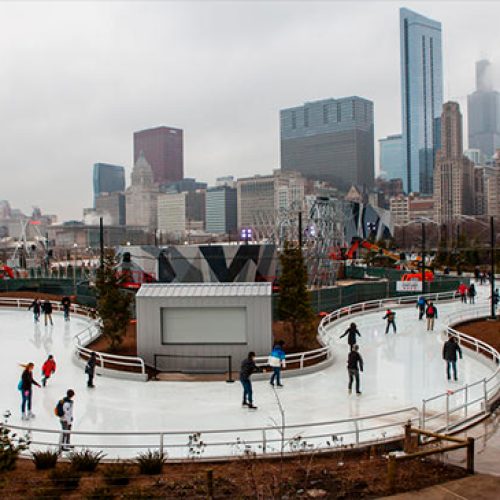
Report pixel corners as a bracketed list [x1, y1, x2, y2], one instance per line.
[348, 389, 352, 395]
[277, 384, 284, 388]
[242, 401, 249, 407]
[28, 411, 35, 419]
[248, 404, 258, 410]
[356, 392, 362, 397]
[21, 413, 28, 421]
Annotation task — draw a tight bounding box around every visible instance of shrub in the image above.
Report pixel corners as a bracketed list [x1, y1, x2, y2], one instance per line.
[32, 449, 59, 470]
[70, 449, 105, 472]
[84, 486, 114, 500]
[102, 461, 131, 486]
[0, 413, 29, 472]
[32, 486, 62, 500]
[135, 450, 166, 475]
[120, 487, 161, 499]
[49, 465, 82, 490]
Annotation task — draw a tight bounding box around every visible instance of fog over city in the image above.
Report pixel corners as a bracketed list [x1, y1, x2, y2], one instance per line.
[1, 0, 499, 220]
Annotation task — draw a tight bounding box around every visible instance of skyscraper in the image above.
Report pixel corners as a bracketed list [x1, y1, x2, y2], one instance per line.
[280, 97, 374, 190]
[433, 102, 474, 224]
[379, 134, 404, 181]
[205, 186, 237, 234]
[468, 60, 500, 163]
[133, 126, 184, 186]
[400, 8, 443, 194]
[92, 163, 125, 207]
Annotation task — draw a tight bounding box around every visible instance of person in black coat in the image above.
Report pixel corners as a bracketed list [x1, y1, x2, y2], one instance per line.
[42, 299, 53, 326]
[347, 345, 364, 396]
[340, 322, 361, 351]
[61, 296, 71, 321]
[28, 298, 41, 323]
[85, 352, 97, 388]
[239, 352, 262, 409]
[443, 336, 463, 381]
[20, 362, 41, 420]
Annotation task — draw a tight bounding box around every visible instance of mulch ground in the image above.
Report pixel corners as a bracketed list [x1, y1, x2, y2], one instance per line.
[455, 318, 500, 354]
[0, 448, 468, 499]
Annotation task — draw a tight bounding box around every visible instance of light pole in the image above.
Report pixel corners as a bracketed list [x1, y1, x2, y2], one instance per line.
[491, 216, 496, 320]
[421, 222, 426, 295]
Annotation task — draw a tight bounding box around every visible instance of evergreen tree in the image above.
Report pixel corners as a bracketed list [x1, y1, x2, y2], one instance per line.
[277, 242, 316, 349]
[95, 250, 133, 353]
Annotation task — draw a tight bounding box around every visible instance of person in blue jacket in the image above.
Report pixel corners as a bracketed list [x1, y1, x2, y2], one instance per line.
[268, 340, 286, 388]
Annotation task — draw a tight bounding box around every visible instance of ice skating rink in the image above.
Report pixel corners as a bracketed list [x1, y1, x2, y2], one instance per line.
[0, 286, 497, 457]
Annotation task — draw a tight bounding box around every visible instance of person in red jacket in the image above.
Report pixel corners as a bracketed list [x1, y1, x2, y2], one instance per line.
[41, 355, 56, 387]
[458, 283, 468, 304]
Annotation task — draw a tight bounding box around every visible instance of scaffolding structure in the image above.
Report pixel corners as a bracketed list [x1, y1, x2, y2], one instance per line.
[253, 196, 347, 288]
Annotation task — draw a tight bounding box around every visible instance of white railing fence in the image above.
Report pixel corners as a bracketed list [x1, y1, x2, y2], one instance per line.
[2, 292, 499, 459]
[421, 305, 500, 433]
[0, 297, 147, 376]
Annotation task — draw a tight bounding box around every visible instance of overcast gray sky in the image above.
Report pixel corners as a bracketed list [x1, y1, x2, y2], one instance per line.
[1, 0, 499, 221]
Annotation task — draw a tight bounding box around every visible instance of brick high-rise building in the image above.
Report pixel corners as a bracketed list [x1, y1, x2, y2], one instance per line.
[433, 102, 474, 224]
[133, 126, 184, 185]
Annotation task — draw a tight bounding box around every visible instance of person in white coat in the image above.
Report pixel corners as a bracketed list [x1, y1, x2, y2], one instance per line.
[268, 340, 286, 387]
[58, 389, 75, 451]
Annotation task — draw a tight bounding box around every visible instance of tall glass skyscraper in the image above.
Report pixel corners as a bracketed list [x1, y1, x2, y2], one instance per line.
[379, 134, 404, 181]
[400, 8, 443, 194]
[468, 60, 500, 163]
[93, 163, 126, 207]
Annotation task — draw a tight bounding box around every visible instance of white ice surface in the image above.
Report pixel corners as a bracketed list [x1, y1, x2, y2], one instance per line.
[0, 286, 496, 458]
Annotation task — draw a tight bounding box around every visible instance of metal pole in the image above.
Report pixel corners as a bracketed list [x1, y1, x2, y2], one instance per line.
[99, 217, 104, 273]
[298, 211, 303, 248]
[422, 222, 426, 295]
[226, 356, 234, 383]
[491, 216, 496, 320]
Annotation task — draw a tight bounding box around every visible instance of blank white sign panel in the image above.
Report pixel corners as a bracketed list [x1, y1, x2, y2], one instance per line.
[161, 307, 247, 344]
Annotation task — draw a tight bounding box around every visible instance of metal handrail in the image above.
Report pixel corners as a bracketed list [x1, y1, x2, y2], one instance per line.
[0, 296, 147, 375]
[2, 292, 499, 458]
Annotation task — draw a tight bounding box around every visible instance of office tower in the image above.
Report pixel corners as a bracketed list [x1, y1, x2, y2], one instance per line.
[486, 150, 500, 216]
[92, 163, 125, 207]
[468, 60, 500, 163]
[280, 97, 374, 190]
[133, 126, 183, 185]
[95, 192, 126, 226]
[157, 190, 205, 237]
[206, 186, 238, 234]
[400, 8, 443, 194]
[433, 102, 474, 224]
[379, 134, 405, 181]
[236, 170, 306, 237]
[125, 153, 159, 231]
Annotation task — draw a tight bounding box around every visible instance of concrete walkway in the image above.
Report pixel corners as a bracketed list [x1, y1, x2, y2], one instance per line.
[385, 474, 500, 499]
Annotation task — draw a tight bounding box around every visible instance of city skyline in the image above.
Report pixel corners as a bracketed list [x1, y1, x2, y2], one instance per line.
[1, 1, 499, 220]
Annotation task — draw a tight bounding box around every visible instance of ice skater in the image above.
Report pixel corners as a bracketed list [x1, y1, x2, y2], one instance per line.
[442, 335, 463, 381]
[416, 296, 427, 321]
[383, 309, 397, 334]
[340, 322, 362, 351]
[56, 389, 75, 452]
[426, 301, 438, 331]
[268, 340, 286, 387]
[85, 352, 97, 388]
[28, 298, 41, 323]
[240, 351, 261, 409]
[468, 283, 476, 305]
[458, 283, 468, 304]
[490, 289, 500, 313]
[347, 345, 364, 396]
[19, 362, 41, 420]
[61, 295, 71, 321]
[42, 299, 54, 326]
[41, 355, 56, 387]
